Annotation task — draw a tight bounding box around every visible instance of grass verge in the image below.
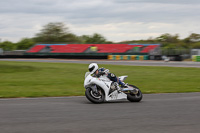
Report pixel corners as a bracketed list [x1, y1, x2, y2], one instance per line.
[0, 61, 200, 98]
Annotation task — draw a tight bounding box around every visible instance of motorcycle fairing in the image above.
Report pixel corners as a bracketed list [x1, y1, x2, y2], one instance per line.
[84, 73, 127, 101]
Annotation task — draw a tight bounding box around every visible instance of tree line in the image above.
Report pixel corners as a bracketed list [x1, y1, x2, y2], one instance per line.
[0, 22, 200, 51]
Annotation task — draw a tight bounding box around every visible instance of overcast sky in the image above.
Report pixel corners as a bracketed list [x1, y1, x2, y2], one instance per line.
[0, 0, 200, 42]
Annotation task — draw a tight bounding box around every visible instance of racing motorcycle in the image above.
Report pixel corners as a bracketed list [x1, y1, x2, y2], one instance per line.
[84, 70, 142, 103]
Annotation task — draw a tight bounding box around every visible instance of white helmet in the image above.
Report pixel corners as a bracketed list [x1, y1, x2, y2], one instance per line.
[88, 63, 98, 74]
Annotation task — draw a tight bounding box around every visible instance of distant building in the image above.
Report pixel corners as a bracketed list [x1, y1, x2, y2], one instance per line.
[0, 48, 3, 55]
[191, 49, 200, 55]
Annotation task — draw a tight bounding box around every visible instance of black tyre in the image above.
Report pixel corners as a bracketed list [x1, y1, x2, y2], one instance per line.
[85, 87, 105, 104]
[127, 85, 143, 102]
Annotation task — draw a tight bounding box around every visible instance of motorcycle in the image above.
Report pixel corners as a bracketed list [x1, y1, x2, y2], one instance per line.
[84, 70, 142, 103]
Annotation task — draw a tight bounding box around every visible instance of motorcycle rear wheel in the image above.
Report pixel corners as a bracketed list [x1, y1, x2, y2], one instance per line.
[85, 87, 105, 104]
[127, 85, 143, 102]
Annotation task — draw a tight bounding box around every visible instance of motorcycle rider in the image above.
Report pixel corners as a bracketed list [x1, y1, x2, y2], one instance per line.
[88, 63, 127, 88]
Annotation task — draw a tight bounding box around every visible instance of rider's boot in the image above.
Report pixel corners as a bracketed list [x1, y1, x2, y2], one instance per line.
[118, 80, 138, 94]
[118, 81, 129, 92]
[118, 80, 127, 87]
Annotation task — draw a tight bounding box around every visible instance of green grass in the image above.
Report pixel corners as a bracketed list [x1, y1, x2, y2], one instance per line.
[0, 61, 200, 98]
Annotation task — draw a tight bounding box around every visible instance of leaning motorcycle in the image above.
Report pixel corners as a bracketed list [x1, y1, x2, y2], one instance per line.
[84, 70, 142, 103]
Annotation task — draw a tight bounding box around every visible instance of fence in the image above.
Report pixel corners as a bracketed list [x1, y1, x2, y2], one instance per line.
[192, 55, 200, 62]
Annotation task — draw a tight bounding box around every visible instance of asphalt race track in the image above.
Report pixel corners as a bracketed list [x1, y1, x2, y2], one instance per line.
[0, 58, 200, 68]
[0, 93, 200, 133]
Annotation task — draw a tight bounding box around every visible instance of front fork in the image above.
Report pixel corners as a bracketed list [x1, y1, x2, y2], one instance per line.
[90, 85, 98, 94]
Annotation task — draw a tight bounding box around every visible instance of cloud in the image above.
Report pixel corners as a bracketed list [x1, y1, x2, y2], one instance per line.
[70, 21, 200, 42]
[0, 0, 200, 42]
[114, 0, 200, 4]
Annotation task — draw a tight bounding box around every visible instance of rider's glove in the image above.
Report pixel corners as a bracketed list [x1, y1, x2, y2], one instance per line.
[99, 67, 105, 72]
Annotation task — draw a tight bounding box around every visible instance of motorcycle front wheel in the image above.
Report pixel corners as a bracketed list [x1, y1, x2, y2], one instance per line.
[85, 87, 105, 104]
[127, 85, 143, 102]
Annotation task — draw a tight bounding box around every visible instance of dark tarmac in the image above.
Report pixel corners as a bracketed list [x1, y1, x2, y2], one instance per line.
[0, 93, 200, 133]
